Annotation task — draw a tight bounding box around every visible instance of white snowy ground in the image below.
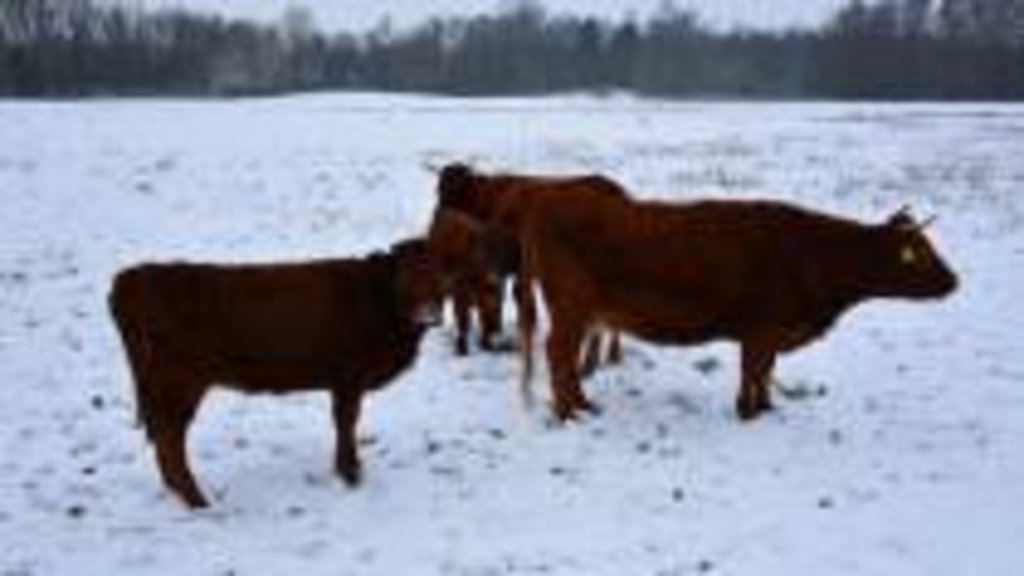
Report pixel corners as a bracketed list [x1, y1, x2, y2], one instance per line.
[1, 94, 1023, 575]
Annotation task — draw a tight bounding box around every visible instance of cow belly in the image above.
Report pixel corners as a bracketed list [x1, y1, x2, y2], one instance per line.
[215, 358, 338, 391]
[601, 305, 725, 346]
[145, 329, 350, 392]
[584, 275, 728, 344]
[211, 335, 418, 393]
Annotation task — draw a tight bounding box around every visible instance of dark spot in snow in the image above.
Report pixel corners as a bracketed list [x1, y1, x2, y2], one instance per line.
[667, 392, 699, 415]
[828, 429, 844, 445]
[817, 496, 835, 510]
[66, 504, 86, 519]
[636, 441, 652, 455]
[81, 466, 97, 477]
[430, 465, 459, 477]
[626, 387, 643, 399]
[1, 271, 29, 285]
[693, 356, 722, 376]
[232, 437, 249, 450]
[356, 548, 378, 564]
[153, 157, 177, 173]
[863, 397, 881, 414]
[425, 439, 442, 455]
[303, 473, 328, 487]
[286, 505, 305, 518]
[697, 559, 715, 573]
[775, 380, 828, 401]
[671, 487, 685, 503]
[90, 395, 105, 410]
[68, 338, 84, 353]
[487, 428, 506, 441]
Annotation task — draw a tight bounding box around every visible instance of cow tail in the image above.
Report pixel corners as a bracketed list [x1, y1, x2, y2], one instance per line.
[109, 271, 158, 441]
[516, 238, 538, 411]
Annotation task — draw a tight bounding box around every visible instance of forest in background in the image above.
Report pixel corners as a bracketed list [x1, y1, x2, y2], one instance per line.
[1, 0, 1022, 99]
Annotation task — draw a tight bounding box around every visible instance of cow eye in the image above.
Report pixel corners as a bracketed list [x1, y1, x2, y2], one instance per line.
[900, 245, 918, 265]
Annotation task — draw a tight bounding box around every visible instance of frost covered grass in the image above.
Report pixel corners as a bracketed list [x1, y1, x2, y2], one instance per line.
[1, 94, 1023, 575]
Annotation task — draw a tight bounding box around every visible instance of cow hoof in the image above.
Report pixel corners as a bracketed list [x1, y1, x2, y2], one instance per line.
[337, 463, 363, 487]
[577, 398, 603, 416]
[176, 488, 210, 509]
[552, 398, 601, 422]
[552, 403, 580, 423]
[736, 402, 761, 422]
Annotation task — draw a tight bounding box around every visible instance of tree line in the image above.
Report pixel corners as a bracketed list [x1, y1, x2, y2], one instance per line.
[1, 0, 1022, 99]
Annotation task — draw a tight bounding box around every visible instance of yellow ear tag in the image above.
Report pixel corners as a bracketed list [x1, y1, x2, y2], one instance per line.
[900, 246, 917, 265]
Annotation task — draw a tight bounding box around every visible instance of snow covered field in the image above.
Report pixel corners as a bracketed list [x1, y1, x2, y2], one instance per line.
[1, 94, 1023, 575]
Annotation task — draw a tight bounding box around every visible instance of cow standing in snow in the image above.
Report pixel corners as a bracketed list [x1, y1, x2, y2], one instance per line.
[109, 239, 442, 508]
[518, 199, 959, 421]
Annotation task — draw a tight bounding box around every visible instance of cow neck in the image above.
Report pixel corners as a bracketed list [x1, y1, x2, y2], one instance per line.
[814, 221, 890, 307]
[366, 252, 408, 334]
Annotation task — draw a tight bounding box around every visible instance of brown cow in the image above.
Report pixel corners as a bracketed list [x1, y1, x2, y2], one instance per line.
[518, 198, 958, 421]
[427, 208, 519, 355]
[435, 162, 625, 378]
[109, 239, 443, 508]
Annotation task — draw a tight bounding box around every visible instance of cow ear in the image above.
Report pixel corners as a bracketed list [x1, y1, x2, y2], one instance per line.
[423, 160, 443, 175]
[886, 206, 916, 230]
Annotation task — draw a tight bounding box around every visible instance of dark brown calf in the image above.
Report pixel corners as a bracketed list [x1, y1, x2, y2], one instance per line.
[428, 208, 520, 355]
[435, 163, 625, 382]
[109, 239, 442, 508]
[519, 198, 958, 421]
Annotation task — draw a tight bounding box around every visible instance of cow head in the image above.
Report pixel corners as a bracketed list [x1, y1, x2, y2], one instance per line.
[875, 207, 958, 299]
[390, 238, 444, 328]
[436, 162, 479, 214]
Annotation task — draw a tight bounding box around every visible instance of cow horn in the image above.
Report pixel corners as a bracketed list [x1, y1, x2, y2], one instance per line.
[918, 214, 937, 230]
[888, 204, 919, 230]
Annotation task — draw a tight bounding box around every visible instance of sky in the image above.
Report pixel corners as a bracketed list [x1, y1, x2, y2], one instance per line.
[131, 0, 851, 33]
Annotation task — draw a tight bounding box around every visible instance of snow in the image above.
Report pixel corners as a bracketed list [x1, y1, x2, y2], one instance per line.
[1, 93, 1023, 575]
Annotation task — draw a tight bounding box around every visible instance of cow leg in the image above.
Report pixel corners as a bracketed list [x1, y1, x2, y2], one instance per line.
[754, 360, 776, 415]
[580, 329, 623, 377]
[332, 389, 364, 487]
[607, 331, 623, 365]
[517, 273, 539, 408]
[151, 379, 208, 508]
[512, 275, 532, 332]
[547, 318, 600, 421]
[452, 279, 473, 356]
[738, 343, 776, 421]
[579, 329, 602, 378]
[476, 275, 503, 351]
